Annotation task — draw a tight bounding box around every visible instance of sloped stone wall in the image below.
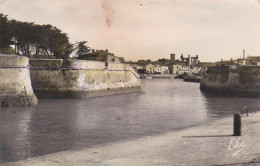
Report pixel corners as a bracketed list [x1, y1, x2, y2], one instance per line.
[30, 59, 141, 98]
[0, 55, 38, 107]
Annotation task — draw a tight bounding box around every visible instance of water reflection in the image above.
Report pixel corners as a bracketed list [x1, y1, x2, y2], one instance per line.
[0, 79, 260, 163]
[0, 107, 34, 162]
[202, 92, 260, 116]
[27, 102, 77, 158]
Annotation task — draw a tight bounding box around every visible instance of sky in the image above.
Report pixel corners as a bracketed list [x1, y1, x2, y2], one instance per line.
[0, 0, 260, 62]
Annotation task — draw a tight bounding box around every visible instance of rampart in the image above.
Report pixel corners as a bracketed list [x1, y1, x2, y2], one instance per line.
[29, 59, 141, 98]
[200, 65, 260, 97]
[0, 55, 38, 107]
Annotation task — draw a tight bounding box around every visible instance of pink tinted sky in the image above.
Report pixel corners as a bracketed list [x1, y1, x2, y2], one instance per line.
[0, 0, 260, 62]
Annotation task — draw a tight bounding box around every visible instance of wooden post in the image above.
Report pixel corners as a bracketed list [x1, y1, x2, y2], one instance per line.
[233, 114, 241, 136]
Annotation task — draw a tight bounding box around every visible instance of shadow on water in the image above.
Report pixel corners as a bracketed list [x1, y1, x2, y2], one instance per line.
[201, 91, 260, 116]
[0, 79, 260, 163]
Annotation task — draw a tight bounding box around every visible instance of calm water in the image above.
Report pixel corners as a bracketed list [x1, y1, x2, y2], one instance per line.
[0, 79, 260, 163]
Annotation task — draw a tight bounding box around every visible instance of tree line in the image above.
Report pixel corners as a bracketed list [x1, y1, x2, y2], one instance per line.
[0, 13, 90, 59]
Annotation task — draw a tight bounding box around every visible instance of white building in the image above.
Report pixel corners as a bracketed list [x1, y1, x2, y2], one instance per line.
[161, 66, 169, 74]
[155, 65, 169, 74]
[154, 65, 161, 73]
[182, 66, 190, 75]
[145, 64, 155, 74]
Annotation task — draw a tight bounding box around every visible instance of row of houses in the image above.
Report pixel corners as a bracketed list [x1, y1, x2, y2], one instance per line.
[131, 63, 201, 75]
[129, 52, 260, 76]
[75, 49, 260, 76]
[129, 54, 202, 76]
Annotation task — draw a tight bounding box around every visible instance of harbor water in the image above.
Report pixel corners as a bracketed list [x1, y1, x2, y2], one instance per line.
[0, 79, 259, 163]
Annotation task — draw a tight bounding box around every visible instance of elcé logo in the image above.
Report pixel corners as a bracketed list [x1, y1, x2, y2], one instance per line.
[228, 138, 246, 156]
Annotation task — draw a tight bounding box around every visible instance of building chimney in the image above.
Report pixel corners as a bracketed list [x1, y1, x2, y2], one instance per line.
[92, 49, 95, 53]
[243, 50, 246, 66]
[188, 54, 191, 65]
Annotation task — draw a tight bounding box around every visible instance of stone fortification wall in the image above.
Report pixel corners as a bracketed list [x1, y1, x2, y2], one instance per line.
[107, 63, 130, 71]
[29, 58, 63, 68]
[30, 59, 141, 98]
[0, 55, 38, 107]
[200, 65, 260, 97]
[64, 59, 106, 70]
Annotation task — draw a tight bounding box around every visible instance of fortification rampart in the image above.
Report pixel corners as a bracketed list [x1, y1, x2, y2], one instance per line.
[0, 55, 38, 107]
[64, 59, 106, 70]
[29, 59, 141, 98]
[200, 65, 260, 97]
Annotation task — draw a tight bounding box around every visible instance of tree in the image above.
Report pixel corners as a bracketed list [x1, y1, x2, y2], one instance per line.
[9, 20, 73, 58]
[0, 14, 13, 53]
[74, 41, 90, 57]
[10, 20, 36, 56]
[1, 13, 74, 59]
[119, 57, 125, 63]
[48, 27, 73, 59]
[137, 60, 146, 65]
[157, 58, 168, 65]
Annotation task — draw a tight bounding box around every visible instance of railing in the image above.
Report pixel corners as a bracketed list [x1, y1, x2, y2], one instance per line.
[241, 106, 256, 116]
[241, 107, 249, 116]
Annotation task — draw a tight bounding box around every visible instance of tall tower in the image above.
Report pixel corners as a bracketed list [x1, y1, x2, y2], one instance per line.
[169, 54, 176, 74]
[170, 54, 175, 64]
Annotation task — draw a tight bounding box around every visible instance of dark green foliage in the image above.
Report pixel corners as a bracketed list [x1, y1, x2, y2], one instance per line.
[137, 59, 152, 66]
[0, 13, 73, 59]
[119, 57, 125, 63]
[0, 14, 13, 53]
[74, 41, 90, 57]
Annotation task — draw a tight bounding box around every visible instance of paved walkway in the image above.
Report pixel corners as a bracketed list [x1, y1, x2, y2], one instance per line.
[4, 112, 260, 166]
